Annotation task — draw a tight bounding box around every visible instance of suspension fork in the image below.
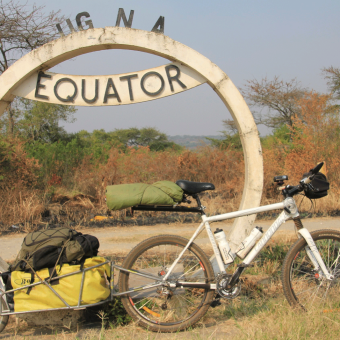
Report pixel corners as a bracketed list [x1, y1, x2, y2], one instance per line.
[294, 217, 333, 280]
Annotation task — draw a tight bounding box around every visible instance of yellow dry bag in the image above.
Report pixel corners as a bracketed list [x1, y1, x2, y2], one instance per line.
[9, 257, 110, 312]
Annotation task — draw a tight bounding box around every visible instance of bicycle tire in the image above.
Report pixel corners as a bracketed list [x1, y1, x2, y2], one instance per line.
[0, 296, 9, 333]
[282, 229, 340, 310]
[119, 235, 215, 332]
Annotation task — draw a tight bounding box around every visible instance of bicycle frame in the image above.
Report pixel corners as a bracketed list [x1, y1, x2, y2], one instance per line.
[162, 196, 333, 284]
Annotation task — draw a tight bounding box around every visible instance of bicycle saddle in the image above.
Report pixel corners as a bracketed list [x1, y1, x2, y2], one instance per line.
[176, 180, 215, 195]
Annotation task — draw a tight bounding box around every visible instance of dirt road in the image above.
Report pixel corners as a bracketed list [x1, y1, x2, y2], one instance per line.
[1, 216, 339, 262]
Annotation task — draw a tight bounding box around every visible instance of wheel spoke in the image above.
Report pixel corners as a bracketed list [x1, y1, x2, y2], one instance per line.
[328, 239, 330, 269]
[177, 262, 201, 280]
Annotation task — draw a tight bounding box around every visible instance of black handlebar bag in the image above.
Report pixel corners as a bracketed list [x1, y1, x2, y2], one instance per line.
[302, 172, 329, 199]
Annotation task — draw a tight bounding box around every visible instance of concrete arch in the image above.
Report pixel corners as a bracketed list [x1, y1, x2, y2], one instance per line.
[0, 27, 263, 247]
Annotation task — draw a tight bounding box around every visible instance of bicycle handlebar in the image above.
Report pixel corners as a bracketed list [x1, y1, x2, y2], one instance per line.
[279, 162, 324, 198]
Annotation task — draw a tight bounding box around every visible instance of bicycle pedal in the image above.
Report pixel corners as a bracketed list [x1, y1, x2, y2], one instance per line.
[210, 299, 221, 308]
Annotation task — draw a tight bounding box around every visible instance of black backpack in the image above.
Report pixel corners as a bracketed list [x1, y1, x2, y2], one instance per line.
[302, 171, 329, 199]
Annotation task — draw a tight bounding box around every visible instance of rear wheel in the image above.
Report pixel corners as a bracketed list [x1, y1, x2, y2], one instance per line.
[0, 296, 9, 333]
[282, 229, 340, 311]
[119, 235, 215, 332]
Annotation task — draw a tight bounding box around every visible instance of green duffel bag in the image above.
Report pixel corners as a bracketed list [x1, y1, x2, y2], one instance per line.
[106, 180, 184, 211]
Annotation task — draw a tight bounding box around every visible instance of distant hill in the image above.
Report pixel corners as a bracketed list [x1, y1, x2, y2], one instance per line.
[168, 135, 223, 149]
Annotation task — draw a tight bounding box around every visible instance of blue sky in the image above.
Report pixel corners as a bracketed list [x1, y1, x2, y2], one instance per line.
[20, 0, 340, 136]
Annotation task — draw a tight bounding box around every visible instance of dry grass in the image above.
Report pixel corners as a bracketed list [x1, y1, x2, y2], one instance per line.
[4, 298, 340, 340]
[0, 189, 45, 230]
[5, 286, 340, 339]
[2, 241, 340, 340]
[236, 298, 340, 340]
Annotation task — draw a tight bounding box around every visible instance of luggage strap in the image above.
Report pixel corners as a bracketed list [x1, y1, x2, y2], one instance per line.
[47, 241, 69, 283]
[26, 271, 34, 295]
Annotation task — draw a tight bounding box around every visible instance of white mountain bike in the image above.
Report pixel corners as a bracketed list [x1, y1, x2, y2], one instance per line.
[115, 162, 339, 332]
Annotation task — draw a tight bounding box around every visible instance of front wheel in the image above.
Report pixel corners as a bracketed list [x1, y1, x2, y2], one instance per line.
[282, 229, 340, 310]
[119, 235, 215, 332]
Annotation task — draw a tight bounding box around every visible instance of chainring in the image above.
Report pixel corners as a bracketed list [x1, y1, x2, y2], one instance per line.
[216, 273, 241, 299]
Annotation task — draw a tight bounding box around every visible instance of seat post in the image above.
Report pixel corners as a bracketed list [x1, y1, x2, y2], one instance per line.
[192, 194, 205, 215]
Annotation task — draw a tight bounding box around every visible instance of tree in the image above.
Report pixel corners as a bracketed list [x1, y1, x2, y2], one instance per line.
[242, 76, 306, 129]
[284, 91, 340, 179]
[0, 0, 64, 135]
[323, 66, 340, 100]
[260, 124, 291, 150]
[110, 127, 181, 151]
[76, 127, 182, 152]
[0, 0, 63, 74]
[206, 119, 242, 149]
[6, 99, 76, 143]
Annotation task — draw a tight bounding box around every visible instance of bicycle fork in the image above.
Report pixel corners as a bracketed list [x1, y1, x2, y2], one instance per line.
[293, 218, 334, 280]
